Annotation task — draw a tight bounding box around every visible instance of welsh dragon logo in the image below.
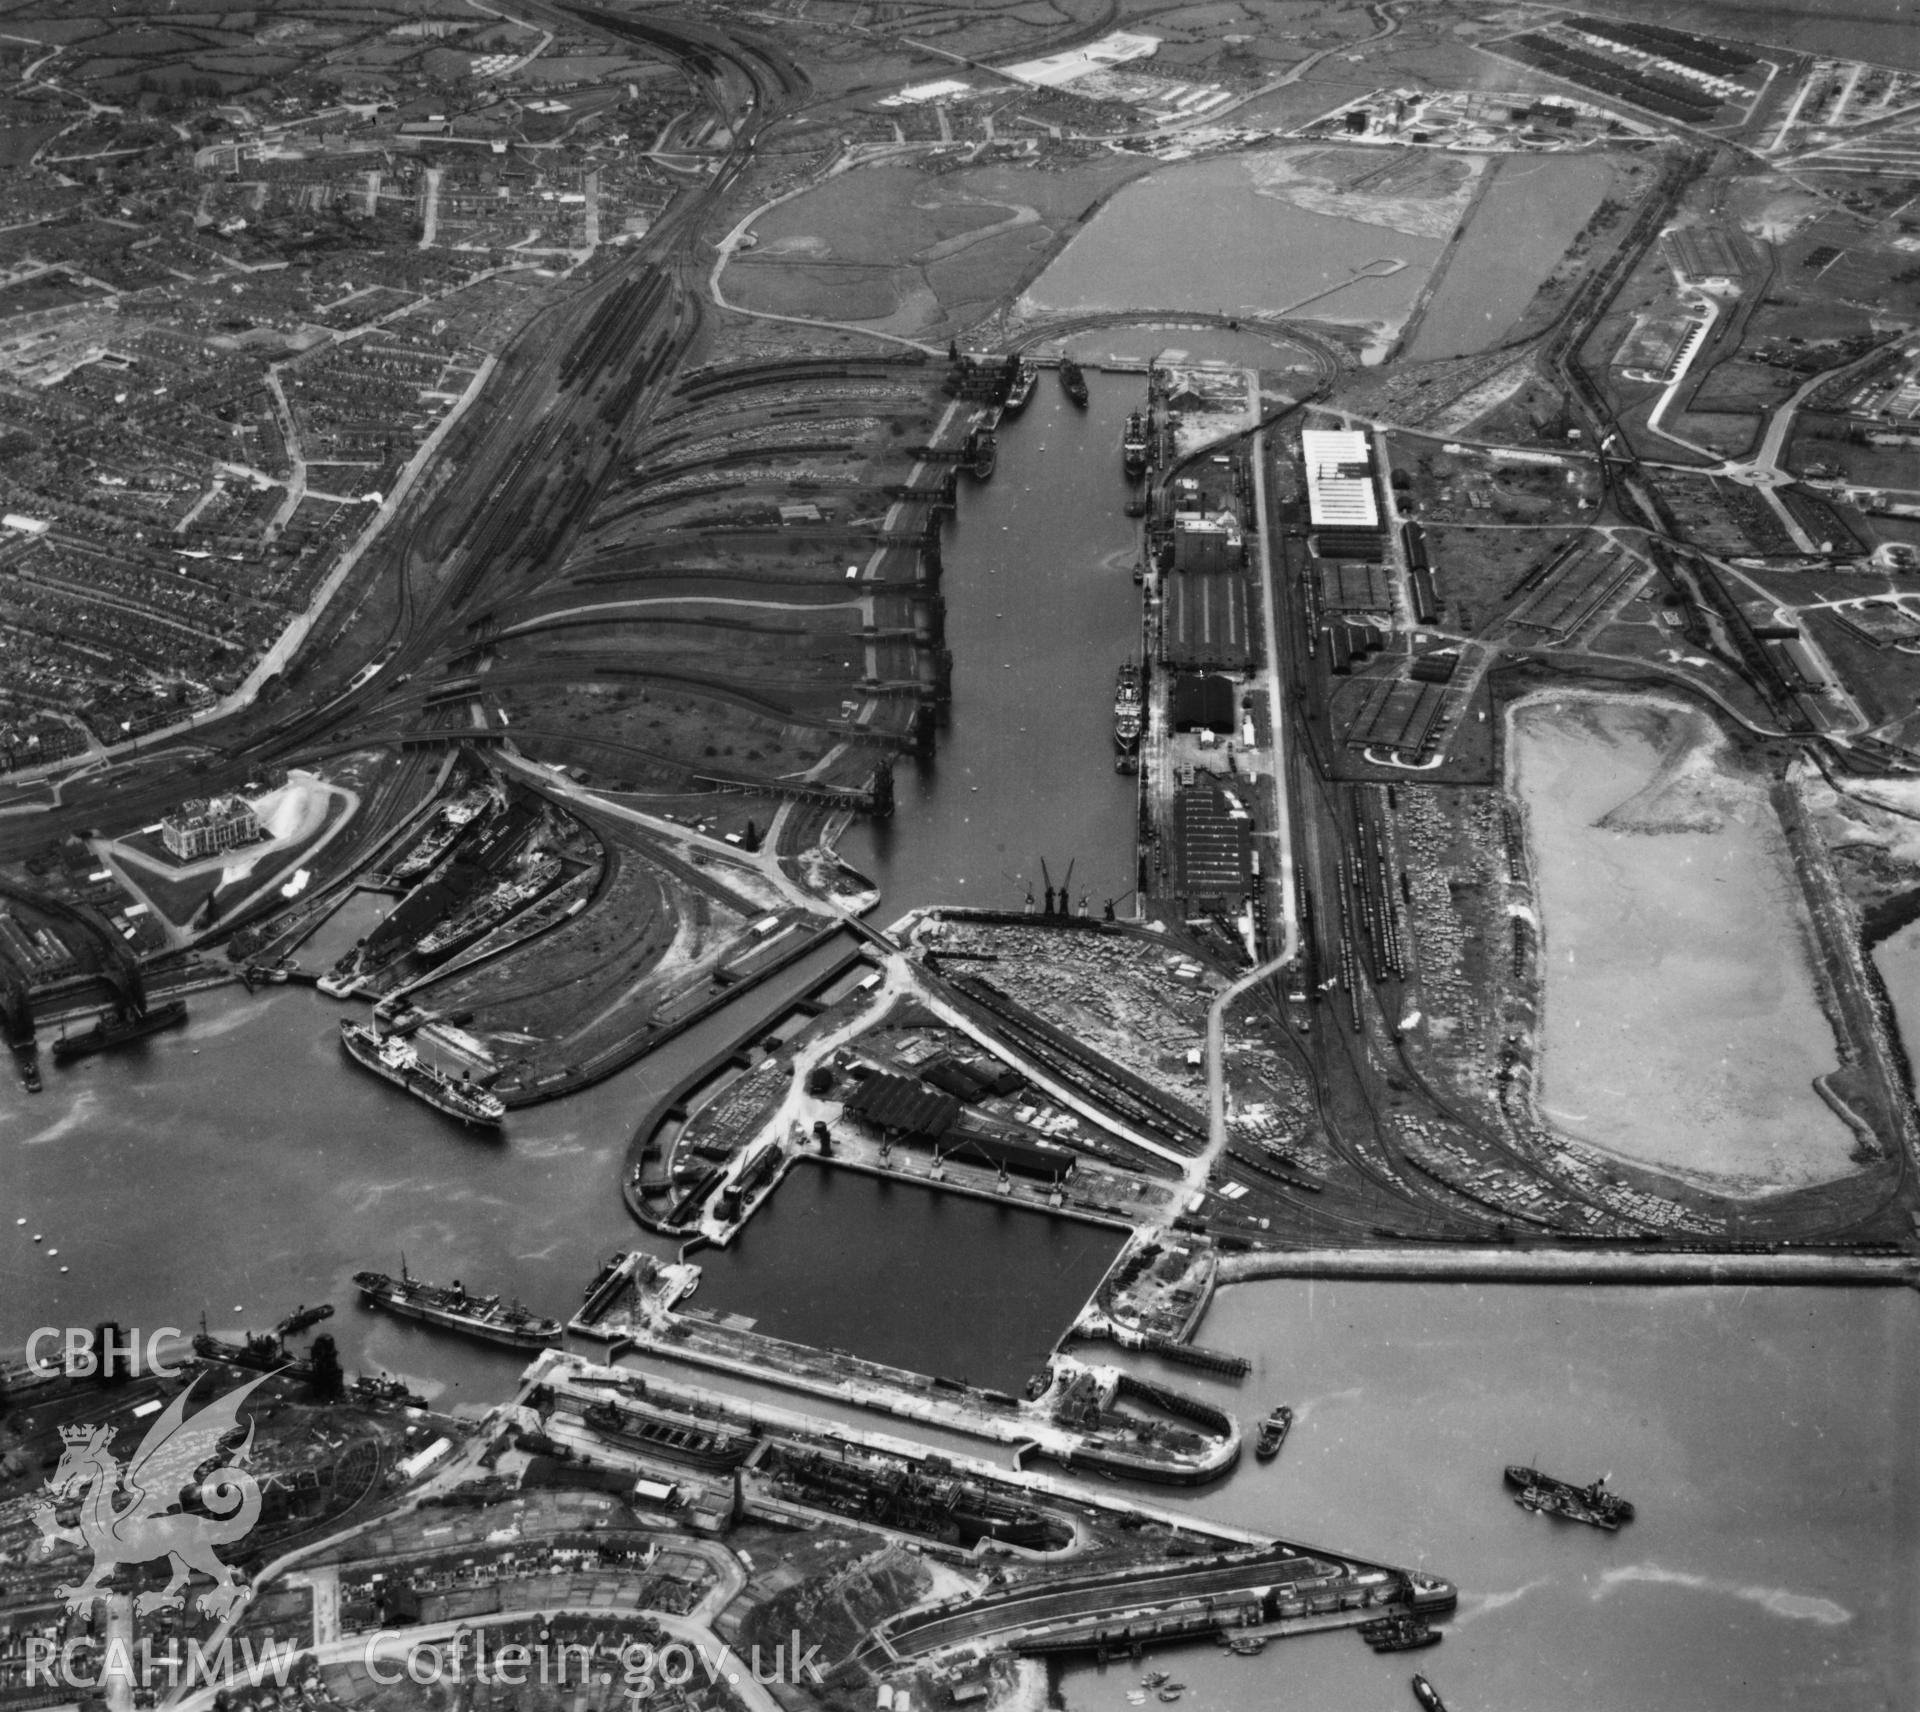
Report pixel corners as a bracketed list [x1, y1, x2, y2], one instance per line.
[31, 1369, 271, 1618]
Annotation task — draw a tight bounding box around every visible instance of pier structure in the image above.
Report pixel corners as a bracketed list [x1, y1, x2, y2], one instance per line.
[857, 1546, 1453, 1673]
[518, 1353, 1453, 1679]
[1217, 1245, 1920, 1288]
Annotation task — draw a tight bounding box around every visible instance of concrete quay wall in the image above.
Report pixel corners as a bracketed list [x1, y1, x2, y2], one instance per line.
[1216, 1246, 1920, 1289]
[816, 1150, 1135, 1232]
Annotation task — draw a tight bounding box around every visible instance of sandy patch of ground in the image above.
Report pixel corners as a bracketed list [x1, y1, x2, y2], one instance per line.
[1247, 145, 1481, 241]
[1510, 692, 1857, 1194]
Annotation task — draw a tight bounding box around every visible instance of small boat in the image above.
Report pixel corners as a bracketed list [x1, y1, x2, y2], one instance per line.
[1140, 1673, 1169, 1689]
[1156, 1685, 1185, 1703]
[1254, 1404, 1292, 1461]
[1411, 1674, 1449, 1712]
[274, 1302, 335, 1338]
[1059, 357, 1088, 407]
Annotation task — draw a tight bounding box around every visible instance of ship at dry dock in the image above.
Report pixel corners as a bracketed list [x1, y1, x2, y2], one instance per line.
[414, 851, 561, 962]
[767, 1442, 1069, 1552]
[582, 1397, 757, 1471]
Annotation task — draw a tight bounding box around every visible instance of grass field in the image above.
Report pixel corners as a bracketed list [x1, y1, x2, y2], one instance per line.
[724, 157, 1145, 335]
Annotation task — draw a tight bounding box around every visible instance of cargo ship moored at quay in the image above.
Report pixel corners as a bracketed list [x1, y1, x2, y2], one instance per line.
[1001, 355, 1036, 414]
[1059, 357, 1088, 407]
[340, 1018, 505, 1127]
[968, 427, 998, 481]
[354, 1260, 562, 1349]
[1114, 662, 1143, 769]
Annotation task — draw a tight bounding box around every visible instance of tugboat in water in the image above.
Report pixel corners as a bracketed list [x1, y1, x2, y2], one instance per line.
[275, 1302, 335, 1338]
[1360, 1614, 1442, 1652]
[1254, 1404, 1292, 1461]
[1114, 661, 1143, 771]
[1504, 1465, 1635, 1530]
[352, 1371, 430, 1408]
[1059, 357, 1088, 408]
[1122, 409, 1149, 477]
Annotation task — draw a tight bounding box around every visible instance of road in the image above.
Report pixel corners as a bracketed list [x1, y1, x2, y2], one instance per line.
[163, 1605, 769, 1712]
[1201, 426, 1301, 1173]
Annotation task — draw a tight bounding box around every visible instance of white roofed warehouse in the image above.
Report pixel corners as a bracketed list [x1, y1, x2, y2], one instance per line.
[1300, 428, 1385, 560]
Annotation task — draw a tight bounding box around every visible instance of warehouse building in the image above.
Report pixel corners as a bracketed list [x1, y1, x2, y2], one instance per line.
[1300, 428, 1385, 560]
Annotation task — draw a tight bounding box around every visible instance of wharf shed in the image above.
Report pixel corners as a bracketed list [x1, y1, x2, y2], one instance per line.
[941, 1119, 1077, 1181]
[1171, 514, 1243, 574]
[1318, 561, 1394, 613]
[1173, 781, 1252, 903]
[1164, 570, 1251, 669]
[1171, 673, 1237, 734]
[844, 1071, 961, 1141]
[1301, 428, 1385, 560]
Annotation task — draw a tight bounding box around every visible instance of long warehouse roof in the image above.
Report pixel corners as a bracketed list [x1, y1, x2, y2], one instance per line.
[1300, 428, 1379, 530]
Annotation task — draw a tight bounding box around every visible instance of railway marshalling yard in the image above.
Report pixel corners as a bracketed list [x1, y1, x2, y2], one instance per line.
[7, 0, 1920, 1707]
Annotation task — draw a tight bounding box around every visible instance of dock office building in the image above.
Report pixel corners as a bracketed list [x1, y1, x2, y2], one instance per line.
[161, 794, 261, 860]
